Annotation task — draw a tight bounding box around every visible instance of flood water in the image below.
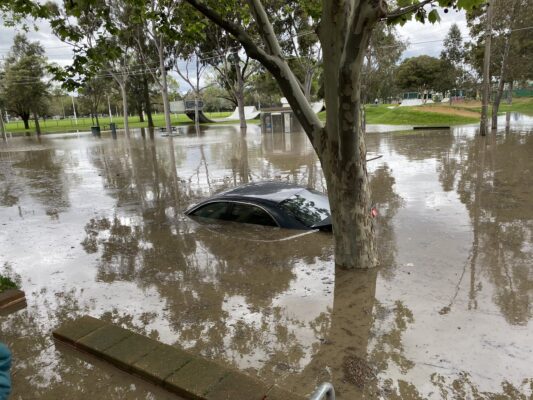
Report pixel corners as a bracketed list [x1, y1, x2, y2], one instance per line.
[1, 115, 532, 399]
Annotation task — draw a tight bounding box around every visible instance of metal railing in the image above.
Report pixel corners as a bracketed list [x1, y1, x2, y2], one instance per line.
[309, 382, 335, 400]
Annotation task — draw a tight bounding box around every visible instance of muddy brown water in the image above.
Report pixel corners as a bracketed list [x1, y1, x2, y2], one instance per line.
[1, 114, 532, 399]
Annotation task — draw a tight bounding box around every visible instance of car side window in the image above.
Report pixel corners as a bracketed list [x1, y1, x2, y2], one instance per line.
[191, 202, 230, 220]
[227, 203, 277, 227]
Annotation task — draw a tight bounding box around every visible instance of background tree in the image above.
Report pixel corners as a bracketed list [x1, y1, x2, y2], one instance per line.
[269, 0, 322, 101]
[78, 76, 108, 126]
[199, 23, 257, 129]
[396, 55, 452, 100]
[440, 23, 465, 102]
[467, 0, 532, 131]
[0, 34, 49, 134]
[362, 23, 406, 103]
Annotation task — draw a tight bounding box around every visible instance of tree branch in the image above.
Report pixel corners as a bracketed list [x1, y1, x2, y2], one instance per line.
[184, 0, 324, 146]
[245, 0, 283, 57]
[386, 0, 434, 19]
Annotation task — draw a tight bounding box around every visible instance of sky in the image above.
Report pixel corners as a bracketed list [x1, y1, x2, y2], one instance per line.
[0, 8, 469, 92]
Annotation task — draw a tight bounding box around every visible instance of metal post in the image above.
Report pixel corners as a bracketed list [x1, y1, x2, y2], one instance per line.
[309, 383, 335, 400]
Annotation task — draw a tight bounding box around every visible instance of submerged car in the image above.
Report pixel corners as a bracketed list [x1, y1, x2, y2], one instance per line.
[185, 182, 332, 231]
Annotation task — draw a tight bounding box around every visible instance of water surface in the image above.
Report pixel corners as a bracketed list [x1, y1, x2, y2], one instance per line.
[1, 115, 532, 399]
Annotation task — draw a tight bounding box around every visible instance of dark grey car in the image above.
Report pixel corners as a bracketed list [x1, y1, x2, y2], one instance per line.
[185, 182, 332, 231]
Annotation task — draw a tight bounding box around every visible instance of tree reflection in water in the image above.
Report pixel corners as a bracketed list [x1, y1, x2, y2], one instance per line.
[2, 124, 532, 399]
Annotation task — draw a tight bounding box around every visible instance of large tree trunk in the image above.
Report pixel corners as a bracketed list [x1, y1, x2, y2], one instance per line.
[321, 113, 376, 269]
[22, 115, 30, 130]
[234, 58, 247, 130]
[318, 1, 379, 268]
[507, 80, 513, 105]
[159, 36, 173, 134]
[143, 75, 154, 128]
[303, 66, 313, 101]
[480, 1, 493, 136]
[33, 111, 41, 136]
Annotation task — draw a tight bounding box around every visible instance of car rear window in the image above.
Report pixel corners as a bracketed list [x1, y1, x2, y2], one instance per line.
[279, 189, 330, 227]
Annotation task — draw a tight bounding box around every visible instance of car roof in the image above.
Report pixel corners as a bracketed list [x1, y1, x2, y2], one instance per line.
[213, 181, 307, 204]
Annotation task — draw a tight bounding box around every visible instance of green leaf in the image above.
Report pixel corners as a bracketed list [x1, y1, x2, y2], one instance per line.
[428, 9, 440, 23]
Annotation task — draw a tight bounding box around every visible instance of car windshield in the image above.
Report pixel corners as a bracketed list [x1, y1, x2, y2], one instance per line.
[279, 189, 330, 227]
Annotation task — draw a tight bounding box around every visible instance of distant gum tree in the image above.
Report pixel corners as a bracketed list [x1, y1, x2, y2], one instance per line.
[183, 0, 485, 269]
[0, 34, 49, 134]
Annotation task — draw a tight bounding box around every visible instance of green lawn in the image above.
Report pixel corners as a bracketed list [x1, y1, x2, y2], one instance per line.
[449, 97, 533, 116]
[4, 111, 233, 135]
[318, 105, 479, 126]
[4, 98, 532, 135]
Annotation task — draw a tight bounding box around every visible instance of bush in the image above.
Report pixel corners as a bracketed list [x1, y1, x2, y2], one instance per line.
[0, 275, 18, 293]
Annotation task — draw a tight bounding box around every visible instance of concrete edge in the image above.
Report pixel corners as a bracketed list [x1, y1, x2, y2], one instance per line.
[53, 315, 306, 400]
[0, 289, 26, 310]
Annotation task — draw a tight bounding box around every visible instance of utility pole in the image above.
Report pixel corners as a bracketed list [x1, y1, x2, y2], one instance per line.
[480, 0, 493, 136]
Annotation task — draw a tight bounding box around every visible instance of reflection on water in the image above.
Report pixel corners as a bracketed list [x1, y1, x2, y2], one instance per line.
[1, 117, 532, 399]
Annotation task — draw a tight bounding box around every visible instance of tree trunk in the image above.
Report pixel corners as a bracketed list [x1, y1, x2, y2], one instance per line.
[95, 112, 100, 127]
[234, 58, 247, 130]
[23, 116, 30, 130]
[507, 80, 513, 104]
[138, 107, 145, 122]
[158, 36, 173, 134]
[0, 108, 6, 141]
[143, 75, 154, 128]
[119, 83, 130, 136]
[194, 96, 200, 134]
[303, 67, 313, 101]
[318, 2, 379, 268]
[321, 112, 376, 269]
[33, 111, 41, 136]
[480, 1, 493, 136]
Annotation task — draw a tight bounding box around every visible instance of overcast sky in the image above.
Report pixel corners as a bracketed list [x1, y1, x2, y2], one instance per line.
[0, 8, 469, 92]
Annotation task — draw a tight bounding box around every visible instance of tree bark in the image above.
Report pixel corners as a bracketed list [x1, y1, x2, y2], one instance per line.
[33, 111, 41, 136]
[480, 1, 493, 136]
[143, 75, 154, 128]
[158, 36, 173, 134]
[507, 80, 513, 104]
[303, 67, 313, 101]
[234, 57, 247, 130]
[22, 116, 30, 130]
[119, 83, 130, 136]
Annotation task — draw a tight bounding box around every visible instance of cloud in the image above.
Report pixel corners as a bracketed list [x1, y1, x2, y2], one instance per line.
[0, 20, 73, 66]
[397, 9, 469, 59]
